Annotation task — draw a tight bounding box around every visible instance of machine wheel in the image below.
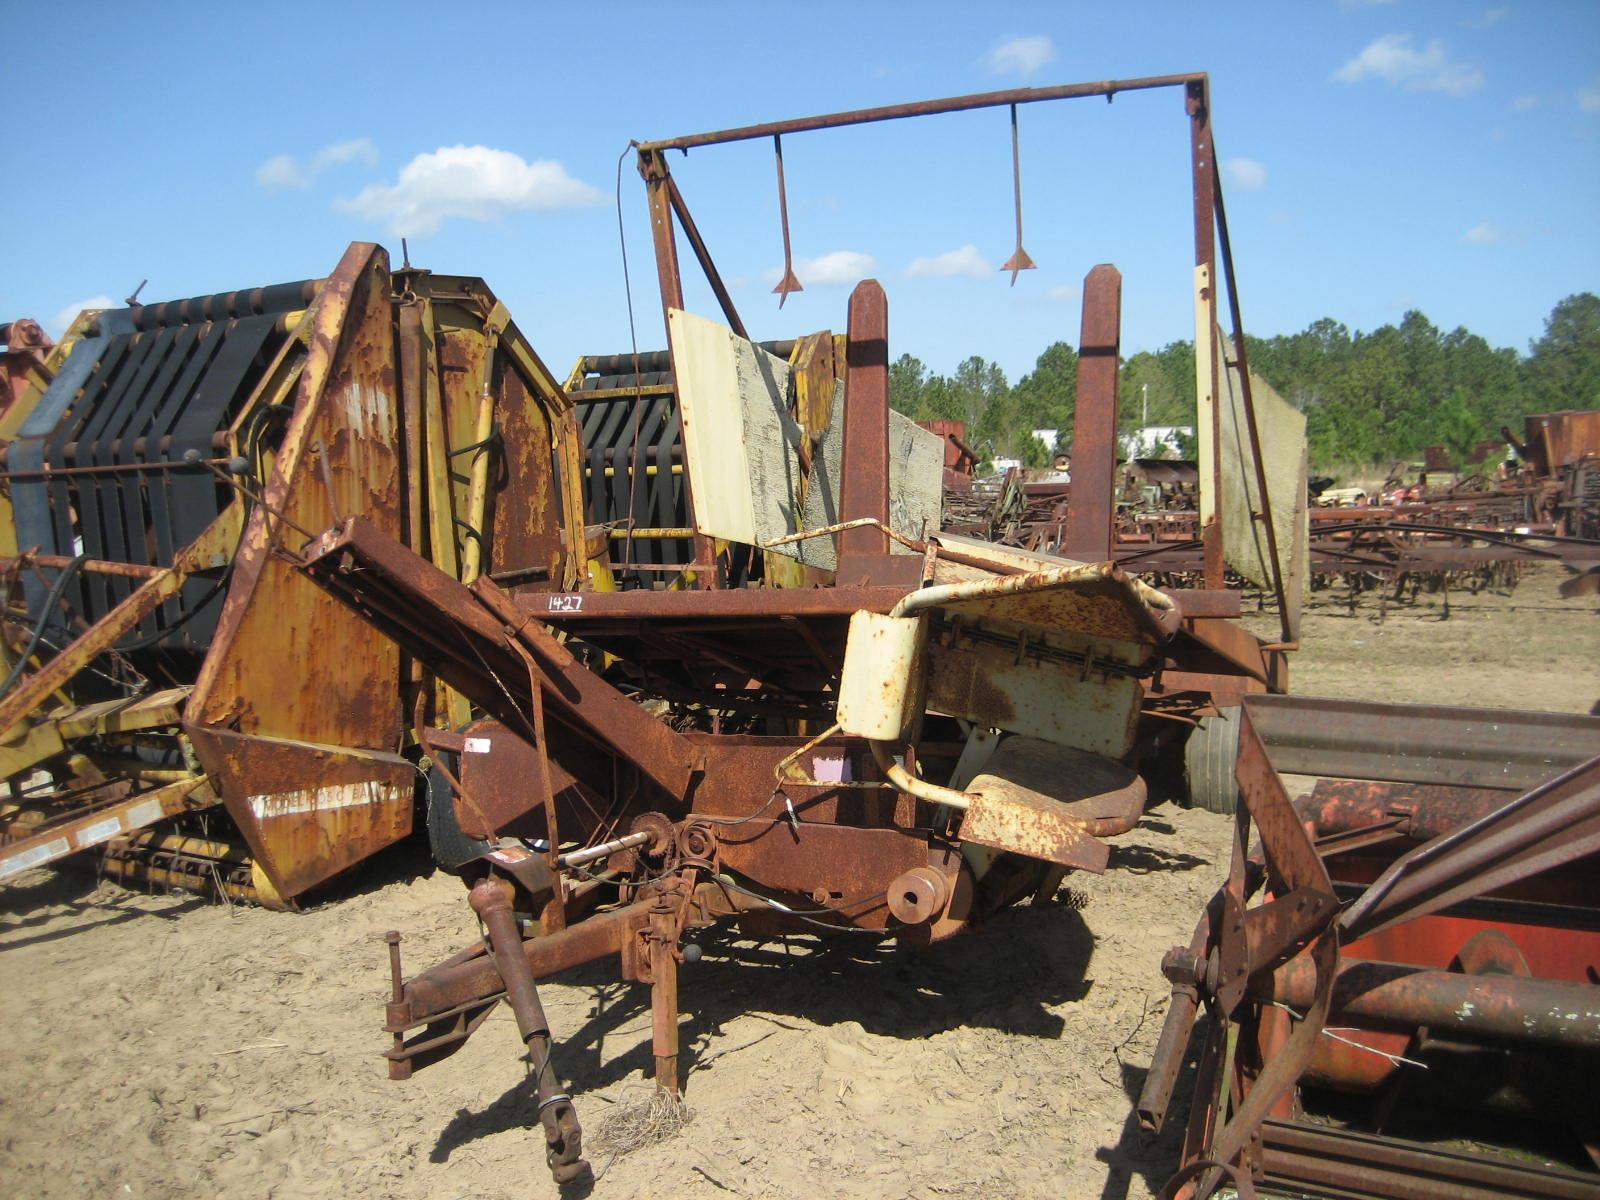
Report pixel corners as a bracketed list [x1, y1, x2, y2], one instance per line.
[1184, 705, 1243, 814]
[426, 748, 495, 872]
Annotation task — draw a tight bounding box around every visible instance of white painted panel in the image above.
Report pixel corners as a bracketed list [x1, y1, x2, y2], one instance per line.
[0, 837, 71, 879]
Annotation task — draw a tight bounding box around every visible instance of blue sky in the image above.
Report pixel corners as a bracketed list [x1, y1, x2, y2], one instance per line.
[4, 1, 1597, 384]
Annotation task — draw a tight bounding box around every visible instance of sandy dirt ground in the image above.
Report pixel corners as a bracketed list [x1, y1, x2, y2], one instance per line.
[0, 566, 1594, 1200]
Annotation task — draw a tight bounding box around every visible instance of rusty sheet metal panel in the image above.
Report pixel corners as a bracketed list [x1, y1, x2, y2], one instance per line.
[485, 347, 563, 588]
[187, 727, 413, 899]
[668, 306, 940, 571]
[425, 288, 581, 592]
[1219, 341, 1306, 614]
[1216, 332, 1307, 638]
[691, 736, 928, 912]
[832, 563, 1172, 756]
[961, 737, 1145, 871]
[669, 307, 824, 562]
[1525, 408, 1600, 475]
[451, 718, 658, 842]
[688, 733, 911, 825]
[926, 626, 1145, 758]
[836, 611, 927, 741]
[718, 822, 925, 908]
[931, 563, 1176, 645]
[187, 244, 410, 900]
[835, 564, 1167, 755]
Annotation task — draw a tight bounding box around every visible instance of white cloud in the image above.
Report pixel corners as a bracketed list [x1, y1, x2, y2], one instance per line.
[793, 250, 877, 287]
[1046, 284, 1079, 303]
[336, 145, 604, 237]
[1222, 157, 1268, 190]
[1580, 81, 1600, 112]
[257, 137, 379, 191]
[1511, 95, 1539, 112]
[905, 244, 993, 280]
[49, 295, 117, 337]
[1462, 222, 1505, 245]
[986, 35, 1055, 77]
[256, 154, 309, 190]
[311, 137, 378, 171]
[1462, 6, 1508, 30]
[1333, 34, 1484, 96]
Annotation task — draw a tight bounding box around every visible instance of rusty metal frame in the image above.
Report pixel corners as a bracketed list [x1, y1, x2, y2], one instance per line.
[1144, 693, 1600, 1198]
[1, 245, 591, 906]
[633, 73, 1291, 639]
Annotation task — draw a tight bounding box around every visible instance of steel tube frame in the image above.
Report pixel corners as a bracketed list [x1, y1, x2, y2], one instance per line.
[634, 74, 1208, 152]
[634, 71, 1289, 620]
[1262, 954, 1600, 1049]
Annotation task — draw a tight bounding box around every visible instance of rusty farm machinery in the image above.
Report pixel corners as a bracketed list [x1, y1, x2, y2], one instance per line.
[2, 70, 1597, 1200]
[1140, 695, 1600, 1199]
[0, 244, 588, 904]
[282, 73, 1308, 1187]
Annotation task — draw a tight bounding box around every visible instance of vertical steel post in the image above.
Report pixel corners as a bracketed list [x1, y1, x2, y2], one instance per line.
[649, 902, 681, 1095]
[1187, 79, 1225, 589]
[838, 280, 892, 578]
[1064, 265, 1122, 562]
[638, 150, 718, 585]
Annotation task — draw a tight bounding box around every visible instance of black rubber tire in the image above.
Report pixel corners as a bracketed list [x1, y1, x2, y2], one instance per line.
[1184, 705, 1243, 814]
[425, 749, 495, 873]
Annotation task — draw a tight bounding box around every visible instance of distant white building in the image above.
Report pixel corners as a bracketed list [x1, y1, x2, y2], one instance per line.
[1032, 428, 1063, 450]
[1121, 424, 1194, 460]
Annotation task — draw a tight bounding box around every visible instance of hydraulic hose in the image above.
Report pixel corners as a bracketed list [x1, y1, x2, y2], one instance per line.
[0, 553, 89, 700]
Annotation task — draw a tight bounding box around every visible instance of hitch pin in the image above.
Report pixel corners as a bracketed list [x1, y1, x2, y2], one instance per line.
[384, 930, 410, 1079]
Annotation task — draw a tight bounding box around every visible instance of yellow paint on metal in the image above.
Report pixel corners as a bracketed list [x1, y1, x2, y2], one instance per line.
[1194, 264, 1217, 531]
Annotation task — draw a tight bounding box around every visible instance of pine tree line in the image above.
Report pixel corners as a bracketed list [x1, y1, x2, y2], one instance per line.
[887, 293, 1600, 470]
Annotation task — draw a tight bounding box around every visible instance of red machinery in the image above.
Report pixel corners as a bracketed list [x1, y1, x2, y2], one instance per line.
[1140, 695, 1600, 1199]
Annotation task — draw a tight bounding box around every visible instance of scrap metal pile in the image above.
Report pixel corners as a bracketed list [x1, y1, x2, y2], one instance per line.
[941, 412, 1600, 607]
[2, 72, 1597, 1200]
